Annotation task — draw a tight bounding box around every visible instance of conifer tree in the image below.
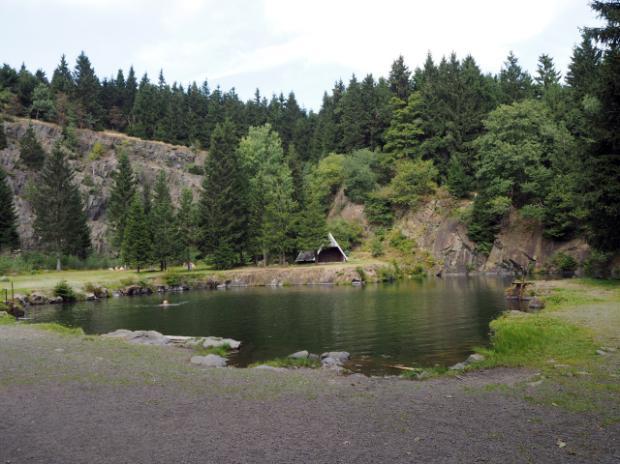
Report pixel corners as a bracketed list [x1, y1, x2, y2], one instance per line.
[0, 123, 7, 150]
[198, 119, 249, 269]
[19, 124, 45, 169]
[73, 51, 101, 128]
[176, 188, 196, 271]
[121, 193, 151, 272]
[383, 92, 424, 161]
[33, 143, 91, 270]
[151, 171, 175, 271]
[51, 54, 74, 95]
[499, 52, 534, 103]
[0, 167, 19, 251]
[295, 193, 326, 253]
[388, 55, 411, 101]
[108, 149, 136, 250]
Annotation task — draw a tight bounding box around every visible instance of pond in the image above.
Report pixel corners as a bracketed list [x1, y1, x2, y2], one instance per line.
[27, 276, 512, 375]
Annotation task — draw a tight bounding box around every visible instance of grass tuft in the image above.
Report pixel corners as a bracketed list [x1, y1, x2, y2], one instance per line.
[32, 323, 85, 336]
[193, 343, 232, 357]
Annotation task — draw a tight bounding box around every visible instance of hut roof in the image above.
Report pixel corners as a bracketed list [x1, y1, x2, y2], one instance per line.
[318, 233, 348, 261]
[295, 250, 316, 263]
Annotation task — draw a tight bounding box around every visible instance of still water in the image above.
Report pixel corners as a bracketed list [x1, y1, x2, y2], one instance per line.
[28, 276, 512, 374]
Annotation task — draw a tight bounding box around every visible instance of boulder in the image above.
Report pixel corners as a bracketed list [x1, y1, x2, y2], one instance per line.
[48, 296, 64, 304]
[449, 362, 467, 371]
[94, 287, 110, 298]
[103, 329, 169, 346]
[320, 351, 350, 365]
[190, 354, 227, 368]
[85, 293, 97, 301]
[28, 292, 49, 305]
[308, 353, 320, 362]
[202, 336, 241, 350]
[121, 285, 152, 296]
[289, 350, 309, 359]
[321, 357, 341, 368]
[465, 353, 485, 364]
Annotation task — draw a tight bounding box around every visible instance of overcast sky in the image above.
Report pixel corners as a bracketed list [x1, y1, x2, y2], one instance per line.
[0, 0, 602, 110]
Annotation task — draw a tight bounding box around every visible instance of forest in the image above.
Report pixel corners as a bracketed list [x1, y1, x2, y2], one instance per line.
[0, 0, 618, 272]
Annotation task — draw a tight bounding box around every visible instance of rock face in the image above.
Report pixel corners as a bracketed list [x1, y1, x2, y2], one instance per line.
[190, 354, 227, 368]
[1, 118, 206, 253]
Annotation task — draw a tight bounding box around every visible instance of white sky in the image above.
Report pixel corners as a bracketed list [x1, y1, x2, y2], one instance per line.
[0, 0, 602, 110]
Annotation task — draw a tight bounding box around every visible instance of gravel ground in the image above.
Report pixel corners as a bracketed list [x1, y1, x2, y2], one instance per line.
[1, 325, 619, 464]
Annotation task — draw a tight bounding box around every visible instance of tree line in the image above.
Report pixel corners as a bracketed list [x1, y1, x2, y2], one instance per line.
[0, 0, 618, 270]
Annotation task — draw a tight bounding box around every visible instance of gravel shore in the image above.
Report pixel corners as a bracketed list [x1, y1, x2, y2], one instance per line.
[1, 324, 618, 464]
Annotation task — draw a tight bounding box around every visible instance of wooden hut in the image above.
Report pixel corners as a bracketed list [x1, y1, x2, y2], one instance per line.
[296, 233, 347, 264]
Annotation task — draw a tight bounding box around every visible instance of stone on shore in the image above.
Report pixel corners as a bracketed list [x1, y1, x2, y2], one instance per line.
[28, 292, 49, 305]
[202, 336, 241, 350]
[289, 350, 309, 359]
[48, 296, 63, 304]
[103, 329, 169, 346]
[320, 351, 350, 365]
[190, 354, 227, 368]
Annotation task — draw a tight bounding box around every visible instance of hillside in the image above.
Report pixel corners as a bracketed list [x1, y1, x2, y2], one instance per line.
[1, 117, 205, 253]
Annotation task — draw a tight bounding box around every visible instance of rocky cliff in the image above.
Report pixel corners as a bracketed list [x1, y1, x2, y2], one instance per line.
[1, 118, 205, 253]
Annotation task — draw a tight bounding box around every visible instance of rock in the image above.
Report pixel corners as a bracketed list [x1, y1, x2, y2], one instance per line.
[449, 362, 467, 371]
[202, 336, 241, 350]
[85, 293, 97, 301]
[308, 353, 320, 362]
[190, 354, 227, 368]
[121, 285, 152, 296]
[527, 380, 543, 387]
[351, 279, 363, 286]
[268, 279, 283, 287]
[596, 349, 607, 356]
[94, 287, 109, 298]
[289, 350, 309, 359]
[320, 351, 350, 365]
[528, 297, 545, 310]
[321, 357, 341, 368]
[103, 329, 169, 346]
[253, 365, 285, 372]
[48, 296, 63, 304]
[465, 353, 485, 364]
[601, 346, 617, 353]
[27, 292, 49, 305]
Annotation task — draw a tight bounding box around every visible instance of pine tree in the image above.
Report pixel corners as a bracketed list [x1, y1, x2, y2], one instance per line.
[176, 188, 196, 271]
[198, 119, 249, 269]
[19, 124, 45, 169]
[151, 171, 175, 271]
[33, 143, 91, 270]
[108, 149, 136, 250]
[73, 51, 101, 128]
[0, 167, 19, 251]
[383, 92, 424, 161]
[121, 194, 151, 272]
[30, 83, 56, 121]
[388, 55, 411, 101]
[0, 123, 7, 150]
[51, 54, 74, 95]
[535, 54, 561, 92]
[566, 35, 602, 98]
[499, 52, 534, 103]
[296, 193, 326, 252]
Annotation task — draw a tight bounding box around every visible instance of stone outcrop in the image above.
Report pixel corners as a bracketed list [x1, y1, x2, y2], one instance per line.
[0, 118, 205, 253]
[190, 354, 227, 368]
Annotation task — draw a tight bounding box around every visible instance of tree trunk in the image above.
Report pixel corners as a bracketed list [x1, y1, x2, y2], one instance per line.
[56, 256, 62, 272]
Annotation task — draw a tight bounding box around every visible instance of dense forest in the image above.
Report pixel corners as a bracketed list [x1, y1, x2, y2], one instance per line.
[0, 1, 618, 272]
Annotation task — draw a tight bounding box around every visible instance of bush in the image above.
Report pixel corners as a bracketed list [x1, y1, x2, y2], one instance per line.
[88, 141, 105, 161]
[54, 280, 76, 302]
[583, 250, 613, 279]
[370, 236, 384, 257]
[387, 228, 416, 255]
[327, 219, 364, 254]
[343, 149, 378, 203]
[187, 163, 204, 176]
[365, 194, 394, 226]
[550, 252, 578, 276]
[164, 272, 185, 287]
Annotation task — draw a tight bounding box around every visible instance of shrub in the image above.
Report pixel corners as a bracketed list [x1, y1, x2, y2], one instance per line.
[550, 252, 578, 276]
[187, 163, 204, 176]
[343, 149, 378, 203]
[54, 280, 76, 302]
[370, 236, 384, 257]
[583, 250, 613, 279]
[365, 194, 394, 226]
[88, 141, 105, 161]
[387, 228, 416, 255]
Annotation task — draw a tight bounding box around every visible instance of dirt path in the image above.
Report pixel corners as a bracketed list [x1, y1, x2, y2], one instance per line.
[1, 325, 618, 464]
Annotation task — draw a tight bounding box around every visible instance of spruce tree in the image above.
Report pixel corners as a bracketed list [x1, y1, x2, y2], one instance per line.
[19, 124, 45, 169]
[198, 119, 248, 269]
[121, 194, 151, 272]
[73, 51, 101, 128]
[388, 55, 411, 101]
[33, 143, 91, 270]
[51, 54, 74, 95]
[0, 123, 7, 150]
[151, 171, 175, 271]
[176, 188, 196, 271]
[383, 92, 424, 161]
[0, 167, 19, 251]
[108, 150, 136, 250]
[499, 52, 534, 103]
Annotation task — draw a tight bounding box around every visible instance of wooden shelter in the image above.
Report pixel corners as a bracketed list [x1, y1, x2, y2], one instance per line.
[295, 233, 348, 264]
